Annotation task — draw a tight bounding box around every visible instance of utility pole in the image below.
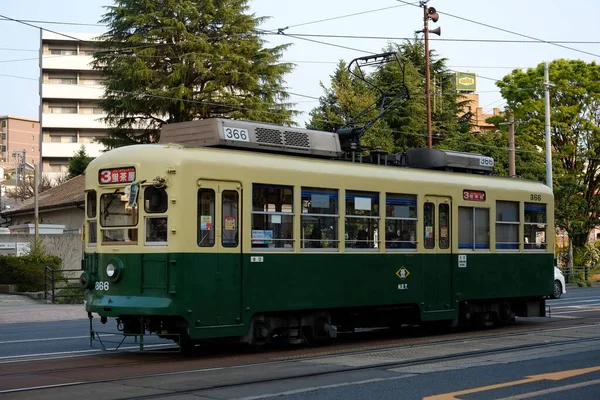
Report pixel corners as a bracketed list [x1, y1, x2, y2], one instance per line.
[544, 62, 553, 191]
[418, 2, 440, 148]
[34, 163, 39, 244]
[508, 112, 515, 177]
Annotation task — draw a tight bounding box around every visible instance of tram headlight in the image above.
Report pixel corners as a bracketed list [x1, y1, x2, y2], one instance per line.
[106, 264, 116, 277]
[105, 259, 123, 282]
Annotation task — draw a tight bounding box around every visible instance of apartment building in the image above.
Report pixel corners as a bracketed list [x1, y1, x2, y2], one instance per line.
[452, 72, 501, 133]
[0, 115, 40, 166]
[40, 31, 107, 174]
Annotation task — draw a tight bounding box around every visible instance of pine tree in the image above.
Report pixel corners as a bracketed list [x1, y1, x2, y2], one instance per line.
[93, 0, 296, 148]
[68, 145, 92, 178]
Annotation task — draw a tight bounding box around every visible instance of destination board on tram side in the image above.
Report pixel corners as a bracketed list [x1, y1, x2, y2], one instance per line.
[99, 167, 136, 184]
[463, 190, 486, 201]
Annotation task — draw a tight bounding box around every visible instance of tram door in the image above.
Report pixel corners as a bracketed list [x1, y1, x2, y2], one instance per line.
[422, 196, 453, 313]
[197, 180, 242, 326]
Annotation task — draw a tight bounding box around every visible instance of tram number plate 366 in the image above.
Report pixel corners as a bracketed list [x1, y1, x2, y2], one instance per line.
[95, 281, 110, 291]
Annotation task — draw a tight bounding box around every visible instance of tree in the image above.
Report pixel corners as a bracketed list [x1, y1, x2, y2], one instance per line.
[6, 173, 68, 200]
[497, 59, 600, 247]
[306, 61, 394, 153]
[93, 0, 296, 148]
[68, 145, 92, 178]
[306, 39, 471, 153]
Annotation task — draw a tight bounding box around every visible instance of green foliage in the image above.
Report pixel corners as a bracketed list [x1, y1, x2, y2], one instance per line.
[306, 39, 470, 153]
[68, 145, 93, 178]
[0, 253, 61, 292]
[53, 284, 84, 304]
[94, 0, 297, 148]
[497, 59, 600, 245]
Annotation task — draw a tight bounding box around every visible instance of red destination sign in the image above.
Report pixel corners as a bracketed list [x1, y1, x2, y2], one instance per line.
[99, 167, 136, 184]
[463, 190, 486, 201]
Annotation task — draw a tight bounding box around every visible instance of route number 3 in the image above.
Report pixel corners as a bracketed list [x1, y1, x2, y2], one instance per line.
[530, 194, 542, 201]
[95, 281, 109, 291]
[223, 127, 250, 142]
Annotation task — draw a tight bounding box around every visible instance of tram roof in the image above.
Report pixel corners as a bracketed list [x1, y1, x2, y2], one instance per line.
[86, 144, 553, 197]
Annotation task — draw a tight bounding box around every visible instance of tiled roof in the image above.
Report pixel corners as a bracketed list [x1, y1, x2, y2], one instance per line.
[1, 174, 85, 216]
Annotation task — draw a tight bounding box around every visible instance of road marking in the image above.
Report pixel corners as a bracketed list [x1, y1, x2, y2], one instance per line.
[423, 365, 600, 400]
[233, 374, 416, 400]
[0, 335, 100, 344]
[494, 377, 600, 400]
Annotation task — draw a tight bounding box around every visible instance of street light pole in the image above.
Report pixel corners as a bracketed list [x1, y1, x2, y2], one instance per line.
[544, 62, 553, 190]
[508, 112, 515, 177]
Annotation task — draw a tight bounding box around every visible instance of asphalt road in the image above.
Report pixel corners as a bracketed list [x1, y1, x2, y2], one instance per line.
[1, 286, 599, 359]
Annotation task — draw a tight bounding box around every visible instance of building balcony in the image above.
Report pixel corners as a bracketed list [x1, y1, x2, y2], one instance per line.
[42, 83, 104, 100]
[42, 112, 107, 129]
[42, 54, 94, 71]
[42, 142, 106, 158]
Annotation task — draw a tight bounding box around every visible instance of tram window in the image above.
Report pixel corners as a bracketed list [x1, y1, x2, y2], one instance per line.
[424, 202, 435, 249]
[86, 191, 96, 218]
[251, 184, 293, 249]
[222, 190, 239, 248]
[439, 203, 450, 249]
[100, 192, 138, 227]
[496, 201, 519, 250]
[301, 188, 338, 250]
[198, 189, 215, 247]
[524, 203, 546, 250]
[385, 193, 416, 250]
[458, 207, 490, 250]
[345, 190, 379, 250]
[88, 221, 97, 245]
[144, 187, 168, 213]
[145, 217, 167, 245]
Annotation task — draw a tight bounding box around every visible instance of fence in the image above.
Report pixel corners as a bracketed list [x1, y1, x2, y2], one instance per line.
[560, 265, 599, 284]
[44, 266, 83, 303]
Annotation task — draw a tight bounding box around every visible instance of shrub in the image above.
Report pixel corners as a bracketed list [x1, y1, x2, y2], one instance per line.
[0, 253, 62, 292]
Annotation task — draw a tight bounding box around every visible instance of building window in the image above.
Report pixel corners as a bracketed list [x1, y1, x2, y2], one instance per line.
[496, 201, 519, 250]
[301, 187, 338, 250]
[459, 207, 490, 250]
[197, 189, 215, 247]
[49, 104, 77, 114]
[345, 190, 379, 250]
[49, 49, 77, 55]
[222, 190, 239, 248]
[524, 203, 547, 250]
[49, 164, 68, 173]
[385, 193, 416, 250]
[251, 184, 293, 249]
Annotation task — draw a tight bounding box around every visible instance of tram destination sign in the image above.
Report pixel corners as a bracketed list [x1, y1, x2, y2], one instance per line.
[99, 167, 136, 184]
[463, 190, 486, 201]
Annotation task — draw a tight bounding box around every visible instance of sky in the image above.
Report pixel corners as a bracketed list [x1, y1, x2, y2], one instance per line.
[1, 0, 599, 127]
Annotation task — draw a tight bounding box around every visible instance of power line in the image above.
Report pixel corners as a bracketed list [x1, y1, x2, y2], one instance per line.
[272, 3, 418, 30]
[265, 31, 600, 45]
[0, 17, 103, 27]
[396, 0, 600, 59]
[0, 73, 37, 81]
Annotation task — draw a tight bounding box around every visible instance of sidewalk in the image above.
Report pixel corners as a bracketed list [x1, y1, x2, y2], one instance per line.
[0, 293, 86, 324]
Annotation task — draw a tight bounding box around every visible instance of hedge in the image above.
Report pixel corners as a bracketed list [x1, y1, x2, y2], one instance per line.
[0, 254, 62, 292]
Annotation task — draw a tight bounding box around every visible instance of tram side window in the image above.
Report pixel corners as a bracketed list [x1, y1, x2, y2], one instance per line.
[251, 184, 293, 249]
[145, 187, 168, 245]
[198, 189, 215, 247]
[385, 194, 416, 250]
[86, 191, 97, 245]
[496, 201, 519, 250]
[345, 191, 379, 250]
[301, 188, 338, 250]
[524, 203, 546, 250]
[222, 190, 239, 248]
[458, 207, 490, 250]
[423, 202, 435, 249]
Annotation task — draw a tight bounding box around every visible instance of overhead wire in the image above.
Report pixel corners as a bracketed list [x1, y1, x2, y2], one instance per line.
[396, 0, 600, 59]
